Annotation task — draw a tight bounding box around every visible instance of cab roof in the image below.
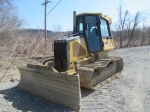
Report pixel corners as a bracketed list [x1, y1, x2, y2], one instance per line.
[77, 12, 112, 24]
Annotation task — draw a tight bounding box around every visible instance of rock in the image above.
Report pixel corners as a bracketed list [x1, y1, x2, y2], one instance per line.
[10, 77, 20, 82]
[9, 102, 13, 105]
[10, 78, 15, 82]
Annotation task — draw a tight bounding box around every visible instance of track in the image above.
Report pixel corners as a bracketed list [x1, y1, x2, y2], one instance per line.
[77, 57, 123, 90]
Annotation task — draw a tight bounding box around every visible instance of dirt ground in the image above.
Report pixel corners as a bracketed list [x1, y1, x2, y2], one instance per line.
[0, 45, 150, 112]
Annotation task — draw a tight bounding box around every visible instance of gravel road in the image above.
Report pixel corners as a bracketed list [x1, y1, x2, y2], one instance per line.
[0, 45, 150, 112]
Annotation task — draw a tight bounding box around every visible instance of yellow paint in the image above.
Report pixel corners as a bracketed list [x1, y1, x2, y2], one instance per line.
[77, 12, 112, 24]
[68, 37, 115, 69]
[69, 37, 88, 69]
[103, 38, 115, 50]
[66, 69, 76, 75]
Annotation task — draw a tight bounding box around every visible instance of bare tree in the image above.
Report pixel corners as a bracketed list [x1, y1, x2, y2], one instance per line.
[51, 23, 63, 40]
[148, 28, 150, 45]
[126, 12, 140, 47]
[141, 23, 145, 46]
[118, 5, 129, 48]
[0, 0, 22, 43]
[114, 2, 150, 48]
[0, 0, 23, 58]
[52, 23, 62, 33]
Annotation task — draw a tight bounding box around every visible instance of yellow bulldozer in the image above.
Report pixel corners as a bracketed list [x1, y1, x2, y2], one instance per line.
[18, 11, 123, 112]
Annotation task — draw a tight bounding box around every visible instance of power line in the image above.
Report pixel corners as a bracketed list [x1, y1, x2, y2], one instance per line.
[46, 0, 61, 16]
[39, 0, 62, 30]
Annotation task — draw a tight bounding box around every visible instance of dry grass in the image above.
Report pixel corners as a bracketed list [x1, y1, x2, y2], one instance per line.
[0, 30, 150, 59]
[0, 32, 63, 59]
[114, 37, 150, 49]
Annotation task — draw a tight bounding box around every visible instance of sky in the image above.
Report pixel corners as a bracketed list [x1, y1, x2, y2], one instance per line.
[14, 0, 150, 31]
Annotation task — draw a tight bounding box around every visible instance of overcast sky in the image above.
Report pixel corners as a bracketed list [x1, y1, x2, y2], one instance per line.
[14, 0, 150, 31]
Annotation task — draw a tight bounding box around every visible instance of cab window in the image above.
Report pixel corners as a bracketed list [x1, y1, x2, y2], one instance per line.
[100, 17, 110, 38]
[76, 16, 83, 33]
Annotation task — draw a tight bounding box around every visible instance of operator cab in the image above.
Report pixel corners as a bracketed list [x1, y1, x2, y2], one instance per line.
[75, 13, 112, 53]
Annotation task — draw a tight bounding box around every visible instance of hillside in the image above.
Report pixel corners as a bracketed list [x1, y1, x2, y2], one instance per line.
[18, 29, 72, 38]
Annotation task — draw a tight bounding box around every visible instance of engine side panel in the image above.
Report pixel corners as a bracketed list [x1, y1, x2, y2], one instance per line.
[69, 37, 88, 69]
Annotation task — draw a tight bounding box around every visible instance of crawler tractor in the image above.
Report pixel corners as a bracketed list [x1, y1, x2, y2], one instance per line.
[18, 11, 123, 112]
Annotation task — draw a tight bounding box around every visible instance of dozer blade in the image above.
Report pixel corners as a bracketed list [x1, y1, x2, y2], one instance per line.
[18, 64, 81, 112]
[77, 57, 123, 90]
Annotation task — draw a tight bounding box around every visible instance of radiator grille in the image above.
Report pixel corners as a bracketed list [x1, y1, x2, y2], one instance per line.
[54, 42, 69, 72]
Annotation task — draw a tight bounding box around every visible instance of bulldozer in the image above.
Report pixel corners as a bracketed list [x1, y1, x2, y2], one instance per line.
[18, 11, 123, 112]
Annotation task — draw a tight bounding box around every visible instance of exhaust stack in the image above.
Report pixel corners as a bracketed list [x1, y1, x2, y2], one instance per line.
[73, 11, 76, 34]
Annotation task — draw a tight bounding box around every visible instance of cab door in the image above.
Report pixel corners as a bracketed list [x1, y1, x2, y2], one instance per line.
[84, 15, 103, 53]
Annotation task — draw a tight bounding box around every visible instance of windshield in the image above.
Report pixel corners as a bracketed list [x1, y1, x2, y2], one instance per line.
[100, 17, 110, 38]
[76, 14, 104, 52]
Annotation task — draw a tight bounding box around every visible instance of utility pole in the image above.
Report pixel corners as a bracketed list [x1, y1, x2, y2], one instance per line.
[42, 0, 51, 51]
